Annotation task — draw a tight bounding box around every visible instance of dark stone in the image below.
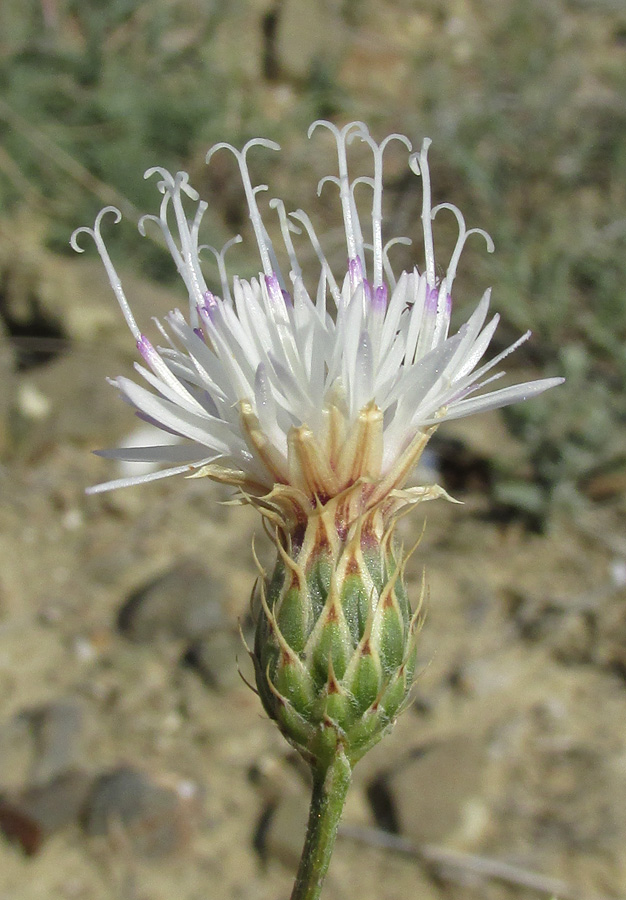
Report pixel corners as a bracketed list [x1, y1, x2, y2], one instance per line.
[82, 766, 195, 857]
[118, 561, 224, 643]
[29, 700, 84, 784]
[366, 735, 485, 844]
[0, 769, 94, 855]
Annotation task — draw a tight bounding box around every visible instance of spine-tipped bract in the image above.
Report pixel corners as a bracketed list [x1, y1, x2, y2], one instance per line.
[252, 497, 422, 769]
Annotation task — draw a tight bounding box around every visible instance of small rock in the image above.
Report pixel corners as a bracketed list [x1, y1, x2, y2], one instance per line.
[183, 622, 254, 691]
[260, 792, 309, 868]
[182, 634, 236, 690]
[0, 769, 94, 856]
[118, 561, 224, 643]
[367, 735, 486, 845]
[253, 755, 310, 867]
[0, 700, 84, 790]
[29, 700, 84, 784]
[0, 715, 33, 790]
[83, 766, 198, 857]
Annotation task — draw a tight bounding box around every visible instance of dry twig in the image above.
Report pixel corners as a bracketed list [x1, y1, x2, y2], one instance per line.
[339, 824, 619, 900]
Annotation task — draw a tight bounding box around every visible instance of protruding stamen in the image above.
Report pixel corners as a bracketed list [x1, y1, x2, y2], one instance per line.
[200, 236, 243, 303]
[172, 173, 207, 323]
[139, 210, 184, 277]
[409, 139, 436, 288]
[358, 132, 412, 289]
[141, 169, 210, 328]
[348, 177, 368, 273]
[206, 138, 281, 280]
[190, 199, 208, 250]
[432, 201, 494, 293]
[381, 236, 412, 289]
[289, 209, 341, 306]
[269, 198, 302, 279]
[309, 120, 369, 269]
[71, 207, 141, 342]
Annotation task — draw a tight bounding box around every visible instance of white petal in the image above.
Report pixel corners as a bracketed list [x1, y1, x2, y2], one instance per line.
[86, 457, 218, 494]
[95, 444, 212, 463]
[424, 377, 564, 424]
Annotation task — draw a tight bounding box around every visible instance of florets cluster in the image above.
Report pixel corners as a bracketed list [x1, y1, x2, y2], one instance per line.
[73, 121, 561, 525]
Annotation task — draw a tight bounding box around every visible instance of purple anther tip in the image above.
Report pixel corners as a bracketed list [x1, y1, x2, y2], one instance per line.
[362, 278, 373, 303]
[137, 334, 154, 361]
[201, 290, 218, 321]
[265, 273, 291, 308]
[264, 273, 281, 301]
[373, 284, 388, 311]
[348, 257, 364, 288]
[425, 285, 439, 313]
[193, 327, 205, 342]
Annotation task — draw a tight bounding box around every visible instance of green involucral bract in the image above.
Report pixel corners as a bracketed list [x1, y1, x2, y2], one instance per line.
[252, 497, 422, 770]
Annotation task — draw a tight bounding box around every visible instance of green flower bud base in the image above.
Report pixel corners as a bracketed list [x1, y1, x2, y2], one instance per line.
[250, 492, 424, 898]
[253, 496, 422, 770]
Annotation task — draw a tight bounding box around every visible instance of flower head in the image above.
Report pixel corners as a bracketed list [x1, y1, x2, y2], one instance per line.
[73, 121, 562, 524]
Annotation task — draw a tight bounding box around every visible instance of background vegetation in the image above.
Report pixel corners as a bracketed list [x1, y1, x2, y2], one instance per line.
[1, 0, 625, 519]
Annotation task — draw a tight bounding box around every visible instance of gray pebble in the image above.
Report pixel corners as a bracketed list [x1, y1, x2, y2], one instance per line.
[256, 792, 308, 869]
[29, 700, 84, 785]
[118, 561, 224, 643]
[367, 735, 486, 844]
[0, 769, 94, 855]
[83, 766, 193, 857]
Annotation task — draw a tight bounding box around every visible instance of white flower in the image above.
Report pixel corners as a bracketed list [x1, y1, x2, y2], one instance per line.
[72, 121, 562, 508]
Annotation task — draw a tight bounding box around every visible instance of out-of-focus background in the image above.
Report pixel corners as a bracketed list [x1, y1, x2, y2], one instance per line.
[0, 1, 625, 898]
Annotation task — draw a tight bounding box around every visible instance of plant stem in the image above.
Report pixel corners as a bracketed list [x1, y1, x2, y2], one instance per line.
[290, 749, 352, 900]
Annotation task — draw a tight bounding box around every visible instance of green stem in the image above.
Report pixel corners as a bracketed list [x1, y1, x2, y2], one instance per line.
[290, 749, 352, 900]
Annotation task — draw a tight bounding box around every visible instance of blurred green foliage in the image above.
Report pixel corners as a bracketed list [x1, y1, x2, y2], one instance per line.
[0, 0, 234, 267]
[364, 0, 625, 525]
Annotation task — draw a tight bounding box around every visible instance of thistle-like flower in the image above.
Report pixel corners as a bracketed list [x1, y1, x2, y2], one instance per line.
[72, 122, 562, 770]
